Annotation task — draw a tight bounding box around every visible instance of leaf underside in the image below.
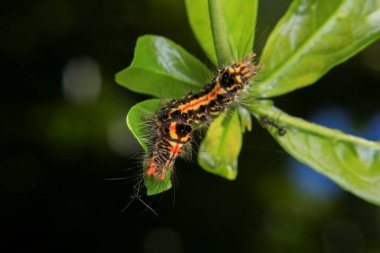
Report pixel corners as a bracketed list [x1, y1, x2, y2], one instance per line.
[248, 100, 380, 206]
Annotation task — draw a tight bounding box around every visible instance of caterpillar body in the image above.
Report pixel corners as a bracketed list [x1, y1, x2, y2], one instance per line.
[144, 53, 261, 183]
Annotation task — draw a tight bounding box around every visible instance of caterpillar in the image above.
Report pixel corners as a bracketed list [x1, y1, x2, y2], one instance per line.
[144, 53, 261, 182]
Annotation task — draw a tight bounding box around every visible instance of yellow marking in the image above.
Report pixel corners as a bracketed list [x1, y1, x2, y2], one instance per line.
[227, 84, 239, 92]
[169, 142, 182, 154]
[235, 75, 242, 83]
[168, 141, 177, 147]
[228, 67, 234, 73]
[180, 136, 189, 142]
[241, 67, 249, 74]
[169, 123, 178, 139]
[244, 73, 252, 79]
[218, 88, 227, 94]
[234, 67, 241, 73]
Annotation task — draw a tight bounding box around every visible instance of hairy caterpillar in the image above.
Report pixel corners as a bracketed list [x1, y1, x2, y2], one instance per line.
[144, 53, 261, 183]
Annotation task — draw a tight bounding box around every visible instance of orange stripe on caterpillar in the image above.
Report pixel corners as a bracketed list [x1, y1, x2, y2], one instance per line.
[170, 143, 182, 154]
[146, 158, 167, 182]
[146, 162, 157, 176]
[144, 53, 261, 185]
[179, 85, 221, 112]
[145, 121, 192, 181]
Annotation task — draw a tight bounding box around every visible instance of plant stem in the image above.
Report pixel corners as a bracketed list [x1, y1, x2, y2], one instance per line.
[208, 0, 233, 65]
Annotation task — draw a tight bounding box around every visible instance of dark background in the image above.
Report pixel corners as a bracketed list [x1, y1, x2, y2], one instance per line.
[1, 0, 380, 252]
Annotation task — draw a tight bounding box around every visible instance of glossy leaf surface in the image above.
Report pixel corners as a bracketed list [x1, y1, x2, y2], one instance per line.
[185, 0, 258, 65]
[198, 109, 242, 180]
[116, 35, 212, 98]
[248, 100, 380, 206]
[254, 0, 380, 98]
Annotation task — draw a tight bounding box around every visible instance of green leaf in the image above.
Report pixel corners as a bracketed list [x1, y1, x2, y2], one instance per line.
[145, 172, 172, 196]
[126, 99, 160, 152]
[198, 109, 243, 180]
[208, 0, 234, 65]
[126, 99, 172, 195]
[254, 0, 380, 98]
[238, 106, 252, 133]
[221, 0, 258, 60]
[247, 100, 380, 206]
[116, 35, 212, 98]
[185, 0, 217, 64]
[185, 0, 258, 65]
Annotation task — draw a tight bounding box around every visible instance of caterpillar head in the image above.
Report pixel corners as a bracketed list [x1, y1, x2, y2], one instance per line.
[219, 53, 261, 93]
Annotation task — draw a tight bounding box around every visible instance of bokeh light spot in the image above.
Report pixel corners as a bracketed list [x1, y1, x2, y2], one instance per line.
[107, 118, 141, 156]
[62, 57, 102, 104]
